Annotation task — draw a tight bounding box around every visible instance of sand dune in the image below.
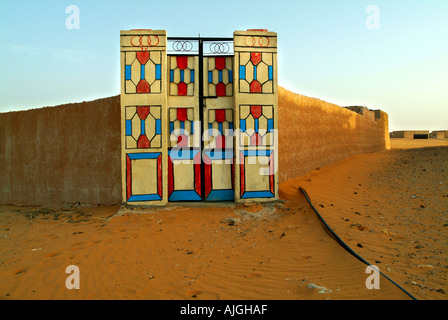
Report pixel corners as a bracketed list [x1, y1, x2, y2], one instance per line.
[1, 140, 446, 300]
[0, 202, 408, 300]
[289, 141, 448, 300]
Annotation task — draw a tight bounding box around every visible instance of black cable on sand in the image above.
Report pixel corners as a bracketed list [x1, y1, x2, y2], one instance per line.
[299, 187, 417, 300]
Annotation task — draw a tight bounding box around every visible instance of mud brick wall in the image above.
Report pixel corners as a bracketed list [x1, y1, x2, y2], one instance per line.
[0, 88, 390, 206]
[0, 96, 121, 207]
[278, 87, 390, 183]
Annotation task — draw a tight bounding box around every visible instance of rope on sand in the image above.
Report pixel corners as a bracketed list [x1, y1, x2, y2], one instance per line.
[299, 187, 418, 300]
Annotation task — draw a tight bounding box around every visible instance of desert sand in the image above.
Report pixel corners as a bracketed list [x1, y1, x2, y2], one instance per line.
[1, 139, 446, 300]
[390, 138, 448, 149]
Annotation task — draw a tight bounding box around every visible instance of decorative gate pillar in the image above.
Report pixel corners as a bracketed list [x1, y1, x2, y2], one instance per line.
[120, 30, 168, 205]
[233, 30, 278, 202]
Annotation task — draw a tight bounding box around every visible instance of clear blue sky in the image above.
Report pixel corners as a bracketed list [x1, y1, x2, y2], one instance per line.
[0, 0, 447, 131]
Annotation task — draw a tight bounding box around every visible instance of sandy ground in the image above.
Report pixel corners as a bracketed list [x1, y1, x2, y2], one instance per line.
[289, 139, 448, 300]
[390, 138, 448, 149]
[0, 139, 446, 300]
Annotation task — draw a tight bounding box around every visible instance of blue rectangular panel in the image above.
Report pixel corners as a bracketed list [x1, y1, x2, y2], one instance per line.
[155, 119, 161, 135]
[170, 121, 174, 133]
[190, 70, 195, 82]
[125, 120, 132, 136]
[128, 194, 162, 202]
[253, 65, 257, 80]
[254, 118, 259, 133]
[228, 70, 233, 83]
[170, 70, 174, 82]
[141, 119, 145, 135]
[240, 119, 246, 132]
[206, 189, 234, 202]
[169, 190, 202, 202]
[169, 149, 199, 160]
[241, 191, 274, 199]
[180, 69, 184, 82]
[155, 64, 161, 80]
[125, 65, 131, 80]
[242, 150, 272, 157]
[208, 71, 213, 83]
[267, 119, 274, 132]
[127, 152, 161, 160]
[140, 65, 145, 80]
[268, 66, 273, 80]
[239, 66, 246, 80]
[219, 70, 223, 83]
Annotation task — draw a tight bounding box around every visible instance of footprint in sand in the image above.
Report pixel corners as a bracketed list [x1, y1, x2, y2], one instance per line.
[43, 251, 61, 258]
[196, 291, 220, 300]
[13, 268, 27, 275]
[185, 289, 220, 300]
[71, 241, 85, 247]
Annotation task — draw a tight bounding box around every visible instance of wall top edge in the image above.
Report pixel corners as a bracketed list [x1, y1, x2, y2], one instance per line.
[120, 29, 167, 36]
[119, 29, 276, 37]
[234, 30, 277, 37]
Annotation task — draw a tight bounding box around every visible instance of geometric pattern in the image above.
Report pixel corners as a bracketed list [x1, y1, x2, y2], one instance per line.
[239, 105, 274, 147]
[124, 51, 162, 94]
[207, 57, 233, 96]
[205, 108, 234, 149]
[168, 149, 202, 202]
[239, 149, 274, 199]
[120, 29, 279, 205]
[239, 52, 273, 93]
[170, 56, 195, 96]
[126, 152, 162, 202]
[125, 106, 161, 149]
[169, 107, 195, 148]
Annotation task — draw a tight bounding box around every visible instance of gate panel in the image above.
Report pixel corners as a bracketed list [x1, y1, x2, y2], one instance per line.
[203, 107, 234, 201]
[167, 52, 201, 202]
[233, 30, 278, 202]
[202, 54, 235, 202]
[206, 56, 233, 97]
[120, 29, 168, 206]
[168, 148, 202, 201]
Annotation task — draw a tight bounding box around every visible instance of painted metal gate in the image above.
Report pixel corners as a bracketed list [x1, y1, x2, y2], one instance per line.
[167, 37, 235, 201]
[120, 29, 278, 205]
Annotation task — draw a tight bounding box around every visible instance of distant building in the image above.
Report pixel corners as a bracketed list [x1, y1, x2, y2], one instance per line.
[390, 130, 429, 139]
[343, 106, 381, 120]
[430, 130, 448, 139]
